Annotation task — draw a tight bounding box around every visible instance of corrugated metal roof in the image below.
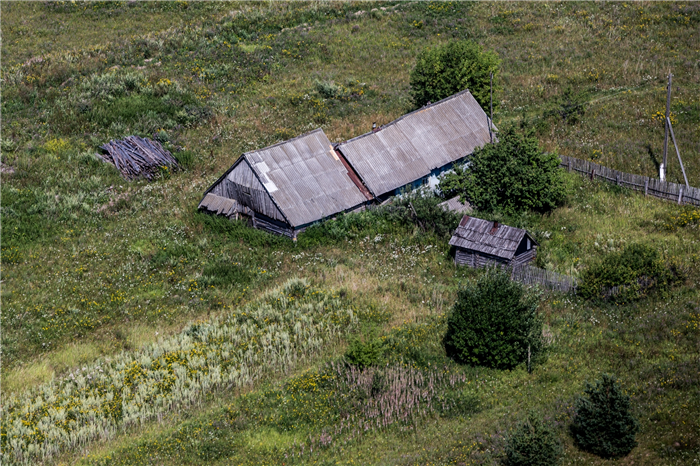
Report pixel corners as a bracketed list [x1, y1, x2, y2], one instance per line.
[438, 195, 472, 214]
[198, 193, 238, 217]
[244, 128, 368, 227]
[449, 216, 536, 260]
[336, 89, 494, 197]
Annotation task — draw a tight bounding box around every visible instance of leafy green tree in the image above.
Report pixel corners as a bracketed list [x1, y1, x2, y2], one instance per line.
[410, 40, 500, 109]
[439, 126, 566, 215]
[443, 268, 542, 370]
[570, 374, 640, 459]
[503, 414, 563, 466]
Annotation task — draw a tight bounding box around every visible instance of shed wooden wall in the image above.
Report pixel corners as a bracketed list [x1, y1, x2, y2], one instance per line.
[511, 248, 536, 266]
[455, 249, 509, 268]
[211, 161, 287, 224]
[454, 247, 536, 268]
[252, 213, 295, 238]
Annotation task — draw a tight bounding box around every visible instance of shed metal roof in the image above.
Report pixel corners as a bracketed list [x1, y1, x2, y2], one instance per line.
[438, 195, 472, 214]
[336, 89, 494, 197]
[242, 128, 369, 227]
[449, 216, 537, 260]
[198, 193, 238, 217]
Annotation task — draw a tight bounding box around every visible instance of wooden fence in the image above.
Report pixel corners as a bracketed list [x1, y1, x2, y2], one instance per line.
[559, 155, 700, 206]
[511, 264, 578, 294]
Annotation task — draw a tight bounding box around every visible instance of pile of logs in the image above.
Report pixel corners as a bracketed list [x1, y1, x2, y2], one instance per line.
[99, 136, 179, 181]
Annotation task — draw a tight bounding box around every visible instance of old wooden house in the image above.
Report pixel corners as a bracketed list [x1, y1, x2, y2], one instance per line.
[199, 129, 372, 238]
[201, 90, 495, 237]
[449, 216, 538, 268]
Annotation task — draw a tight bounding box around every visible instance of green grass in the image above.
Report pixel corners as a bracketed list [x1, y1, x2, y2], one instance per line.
[1, 1, 699, 464]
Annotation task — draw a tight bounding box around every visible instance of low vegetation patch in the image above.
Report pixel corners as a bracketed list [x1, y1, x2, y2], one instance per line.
[301, 191, 462, 246]
[578, 243, 684, 303]
[0, 279, 359, 466]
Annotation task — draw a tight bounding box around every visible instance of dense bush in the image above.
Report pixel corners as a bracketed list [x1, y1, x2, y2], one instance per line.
[300, 191, 462, 245]
[345, 331, 384, 369]
[410, 40, 499, 109]
[503, 415, 562, 466]
[570, 374, 640, 459]
[440, 126, 566, 215]
[443, 268, 543, 370]
[578, 243, 683, 302]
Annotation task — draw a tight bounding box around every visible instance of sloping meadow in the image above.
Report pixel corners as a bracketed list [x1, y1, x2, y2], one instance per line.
[0, 279, 359, 466]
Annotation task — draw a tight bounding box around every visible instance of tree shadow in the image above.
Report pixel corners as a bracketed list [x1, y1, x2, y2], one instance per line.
[646, 143, 660, 173]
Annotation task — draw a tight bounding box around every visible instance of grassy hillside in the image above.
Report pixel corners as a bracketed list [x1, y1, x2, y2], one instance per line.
[1, 1, 699, 465]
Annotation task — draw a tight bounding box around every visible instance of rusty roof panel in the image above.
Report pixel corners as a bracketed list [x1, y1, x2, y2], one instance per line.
[338, 90, 493, 196]
[449, 216, 535, 260]
[244, 129, 368, 227]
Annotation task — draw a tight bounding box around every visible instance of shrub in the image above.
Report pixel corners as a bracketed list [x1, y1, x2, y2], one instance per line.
[439, 126, 566, 215]
[570, 374, 640, 459]
[299, 191, 461, 245]
[345, 332, 384, 369]
[393, 191, 463, 238]
[578, 243, 683, 302]
[552, 86, 586, 124]
[443, 268, 543, 370]
[410, 40, 500, 109]
[503, 414, 563, 466]
[174, 150, 196, 169]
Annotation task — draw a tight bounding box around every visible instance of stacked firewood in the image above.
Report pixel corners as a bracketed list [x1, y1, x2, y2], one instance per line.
[99, 136, 179, 180]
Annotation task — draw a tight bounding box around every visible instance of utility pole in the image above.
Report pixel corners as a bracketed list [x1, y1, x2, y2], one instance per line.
[661, 73, 672, 181]
[489, 71, 493, 143]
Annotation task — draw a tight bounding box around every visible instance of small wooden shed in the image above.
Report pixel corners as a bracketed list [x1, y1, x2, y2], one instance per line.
[449, 216, 538, 268]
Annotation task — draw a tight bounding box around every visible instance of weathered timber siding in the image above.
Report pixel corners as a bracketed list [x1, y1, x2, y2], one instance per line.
[211, 161, 286, 223]
[560, 155, 700, 205]
[511, 248, 536, 266]
[455, 249, 509, 268]
[511, 265, 578, 294]
[252, 213, 295, 238]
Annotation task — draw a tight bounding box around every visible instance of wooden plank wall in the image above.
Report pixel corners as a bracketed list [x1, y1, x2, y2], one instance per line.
[560, 155, 700, 206]
[211, 163, 287, 223]
[511, 264, 578, 294]
[510, 248, 536, 267]
[454, 247, 577, 294]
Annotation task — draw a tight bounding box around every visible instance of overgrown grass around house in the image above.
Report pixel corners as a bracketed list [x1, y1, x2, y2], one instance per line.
[2, 1, 700, 464]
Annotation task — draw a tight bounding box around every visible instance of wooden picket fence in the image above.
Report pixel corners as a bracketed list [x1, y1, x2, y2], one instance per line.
[511, 264, 578, 294]
[559, 155, 700, 206]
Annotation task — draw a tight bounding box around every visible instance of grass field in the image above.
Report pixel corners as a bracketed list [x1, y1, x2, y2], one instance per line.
[1, 1, 699, 465]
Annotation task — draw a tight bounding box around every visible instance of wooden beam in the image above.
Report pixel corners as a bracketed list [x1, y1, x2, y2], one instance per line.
[662, 73, 672, 181]
[667, 117, 689, 188]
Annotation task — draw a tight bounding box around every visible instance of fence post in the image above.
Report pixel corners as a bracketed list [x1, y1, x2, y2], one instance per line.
[644, 178, 649, 196]
[616, 174, 620, 186]
[590, 168, 595, 180]
[568, 160, 572, 172]
[678, 186, 684, 205]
